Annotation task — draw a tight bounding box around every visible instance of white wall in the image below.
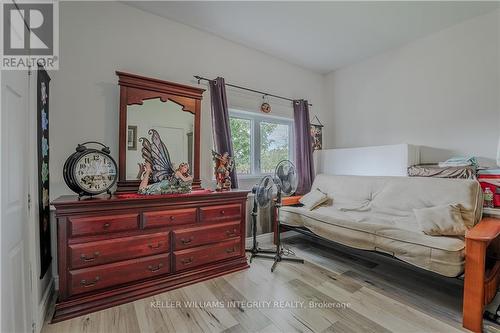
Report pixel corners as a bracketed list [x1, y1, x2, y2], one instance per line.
[315, 144, 420, 176]
[325, 9, 500, 165]
[49, 1, 327, 197]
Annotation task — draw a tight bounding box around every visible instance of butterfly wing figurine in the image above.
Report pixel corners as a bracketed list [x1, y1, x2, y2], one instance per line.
[139, 129, 175, 182]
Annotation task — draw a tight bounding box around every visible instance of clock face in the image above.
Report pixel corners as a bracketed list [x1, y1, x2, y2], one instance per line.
[74, 151, 117, 194]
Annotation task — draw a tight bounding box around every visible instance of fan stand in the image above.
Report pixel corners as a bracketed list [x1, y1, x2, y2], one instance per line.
[270, 194, 304, 272]
[246, 197, 276, 262]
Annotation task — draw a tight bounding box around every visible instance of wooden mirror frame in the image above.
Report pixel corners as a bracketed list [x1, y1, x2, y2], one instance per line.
[116, 71, 205, 193]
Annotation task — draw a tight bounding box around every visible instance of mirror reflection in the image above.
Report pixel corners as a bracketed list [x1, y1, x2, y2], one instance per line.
[126, 98, 194, 181]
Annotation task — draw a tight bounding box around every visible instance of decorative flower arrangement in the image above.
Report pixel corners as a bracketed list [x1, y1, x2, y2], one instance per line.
[41, 162, 49, 182]
[42, 137, 49, 157]
[41, 110, 48, 130]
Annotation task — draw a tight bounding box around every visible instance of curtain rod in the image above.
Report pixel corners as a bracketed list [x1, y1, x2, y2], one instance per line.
[193, 75, 313, 107]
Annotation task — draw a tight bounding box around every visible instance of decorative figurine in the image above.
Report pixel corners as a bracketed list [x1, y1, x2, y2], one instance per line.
[138, 162, 193, 195]
[137, 129, 193, 195]
[212, 150, 234, 191]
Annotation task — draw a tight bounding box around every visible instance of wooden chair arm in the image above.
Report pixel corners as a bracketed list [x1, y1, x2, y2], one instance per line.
[466, 217, 500, 242]
[463, 217, 500, 332]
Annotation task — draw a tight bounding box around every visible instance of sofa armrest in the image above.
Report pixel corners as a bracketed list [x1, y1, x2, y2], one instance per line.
[463, 217, 500, 332]
[466, 217, 500, 242]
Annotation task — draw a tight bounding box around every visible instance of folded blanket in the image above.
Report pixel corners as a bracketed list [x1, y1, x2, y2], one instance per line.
[408, 164, 476, 179]
[438, 156, 478, 168]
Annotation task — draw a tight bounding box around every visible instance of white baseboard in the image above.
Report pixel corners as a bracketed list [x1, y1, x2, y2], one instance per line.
[36, 277, 55, 333]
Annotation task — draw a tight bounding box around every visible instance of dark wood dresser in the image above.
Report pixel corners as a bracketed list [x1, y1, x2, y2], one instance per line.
[52, 190, 249, 322]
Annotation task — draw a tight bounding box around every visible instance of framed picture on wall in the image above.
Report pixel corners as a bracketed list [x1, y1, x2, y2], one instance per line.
[128, 125, 137, 150]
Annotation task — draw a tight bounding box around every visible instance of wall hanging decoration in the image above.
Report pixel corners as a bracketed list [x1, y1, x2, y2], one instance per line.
[127, 125, 137, 150]
[37, 65, 52, 278]
[260, 94, 272, 114]
[310, 115, 324, 151]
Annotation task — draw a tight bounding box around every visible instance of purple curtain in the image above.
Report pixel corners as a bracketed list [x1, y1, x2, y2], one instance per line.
[293, 99, 315, 194]
[209, 77, 238, 188]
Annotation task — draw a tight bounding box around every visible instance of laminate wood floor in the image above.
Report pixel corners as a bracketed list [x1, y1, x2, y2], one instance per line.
[42, 235, 499, 333]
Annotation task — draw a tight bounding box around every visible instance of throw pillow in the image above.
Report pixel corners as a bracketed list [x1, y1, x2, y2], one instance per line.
[299, 188, 328, 210]
[414, 204, 467, 236]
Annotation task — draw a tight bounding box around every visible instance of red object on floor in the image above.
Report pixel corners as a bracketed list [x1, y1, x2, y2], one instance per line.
[115, 189, 213, 199]
[494, 194, 500, 207]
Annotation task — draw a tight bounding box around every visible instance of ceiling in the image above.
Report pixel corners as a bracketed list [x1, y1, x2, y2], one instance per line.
[126, 1, 499, 74]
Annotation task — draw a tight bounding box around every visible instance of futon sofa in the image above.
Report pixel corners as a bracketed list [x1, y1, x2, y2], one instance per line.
[281, 174, 482, 276]
[279, 174, 500, 332]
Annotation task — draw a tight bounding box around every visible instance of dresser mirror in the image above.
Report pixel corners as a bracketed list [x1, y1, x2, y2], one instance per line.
[117, 71, 204, 192]
[125, 99, 194, 180]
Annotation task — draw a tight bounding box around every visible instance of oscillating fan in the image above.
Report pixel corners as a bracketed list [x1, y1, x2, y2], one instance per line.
[246, 175, 278, 262]
[272, 160, 304, 272]
[246, 160, 304, 271]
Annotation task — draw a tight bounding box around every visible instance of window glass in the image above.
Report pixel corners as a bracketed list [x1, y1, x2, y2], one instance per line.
[229, 117, 251, 174]
[260, 122, 290, 174]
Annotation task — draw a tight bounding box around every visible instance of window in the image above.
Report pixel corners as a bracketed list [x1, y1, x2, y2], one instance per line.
[229, 110, 294, 176]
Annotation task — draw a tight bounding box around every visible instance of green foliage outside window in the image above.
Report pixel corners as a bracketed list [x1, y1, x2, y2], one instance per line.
[260, 122, 289, 173]
[230, 114, 291, 175]
[229, 117, 251, 174]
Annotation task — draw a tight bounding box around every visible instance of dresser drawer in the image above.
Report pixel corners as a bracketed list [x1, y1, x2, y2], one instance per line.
[68, 253, 170, 296]
[68, 232, 170, 269]
[69, 213, 139, 237]
[174, 239, 240, 272]
[200, 204, 241, 223]
[143, 208, 197, 229]
[173, 221, 240, 250]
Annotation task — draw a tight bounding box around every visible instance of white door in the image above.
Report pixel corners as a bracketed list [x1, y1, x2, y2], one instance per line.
[1, 69, 33, 333]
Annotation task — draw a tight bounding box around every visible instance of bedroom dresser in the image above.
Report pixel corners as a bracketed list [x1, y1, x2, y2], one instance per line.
[52, 190, 249, 322]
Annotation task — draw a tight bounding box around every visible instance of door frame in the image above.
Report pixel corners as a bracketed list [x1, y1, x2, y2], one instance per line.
[1, 1, 44, 330]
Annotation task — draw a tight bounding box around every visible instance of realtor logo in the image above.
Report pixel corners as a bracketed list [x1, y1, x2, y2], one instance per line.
[1, 1, 59, 69]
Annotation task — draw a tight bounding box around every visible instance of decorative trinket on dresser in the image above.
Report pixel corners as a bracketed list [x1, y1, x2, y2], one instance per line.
[62, 141, 117, 199]
[212, 150, 234, 191]
[137, 129, 193, 195]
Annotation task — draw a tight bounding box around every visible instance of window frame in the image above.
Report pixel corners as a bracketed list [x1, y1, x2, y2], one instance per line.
[229, 109, 294, 178]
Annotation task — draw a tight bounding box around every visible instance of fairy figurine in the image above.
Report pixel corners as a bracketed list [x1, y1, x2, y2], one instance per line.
[137, 129, 193, 195]
[138, 162, 193, 195]
[212, 150, 234, 191]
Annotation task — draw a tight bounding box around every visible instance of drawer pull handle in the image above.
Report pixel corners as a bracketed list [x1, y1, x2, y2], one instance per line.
[220, 210, 225, 215]
[80, 251, 100, 262]
[80, 276, 100, 288]
[181, 257, 193, 265]
[226, 229, 237, 237]
[226, 247, 236, 254]
[169, 216, 175, 221]
[103, 223, 111, 229]
[181, 237, 193, 244]
[148, 263, 163, 272]
[148, 243, 162, 250]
